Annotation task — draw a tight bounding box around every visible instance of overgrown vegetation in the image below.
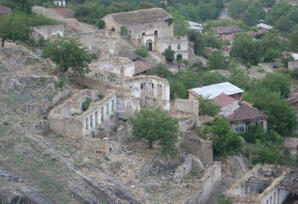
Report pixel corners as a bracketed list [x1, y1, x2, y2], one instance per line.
[81, 97, 91, 112]
[135, 46, 148, 58]
[42, 36, 95, 76]
[129, 106, 178, 156]
[199, 97, 220, 116]
[206, 118, 243, 157]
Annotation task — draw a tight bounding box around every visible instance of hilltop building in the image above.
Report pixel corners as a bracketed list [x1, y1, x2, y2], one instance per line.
[102, 8, 190, 61]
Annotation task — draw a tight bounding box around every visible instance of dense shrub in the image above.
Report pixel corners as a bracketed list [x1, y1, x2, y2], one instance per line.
[135, 46, 148, 58]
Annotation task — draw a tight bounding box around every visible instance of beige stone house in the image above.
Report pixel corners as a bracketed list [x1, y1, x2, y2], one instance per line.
[102, 8, 189, 60]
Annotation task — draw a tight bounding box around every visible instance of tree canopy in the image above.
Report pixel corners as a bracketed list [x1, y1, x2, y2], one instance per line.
[42, 36, 95, 76]
[207, 117, 243, 156]
[244, 89, 296, 137]
[129, 106, 178, 156]
[1, 0, 33, 14]
[231, 33, 262, 65]
[0, 13, 30, 47]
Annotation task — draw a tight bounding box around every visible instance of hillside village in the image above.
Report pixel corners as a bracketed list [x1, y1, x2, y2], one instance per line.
[0, 0, 298, 204]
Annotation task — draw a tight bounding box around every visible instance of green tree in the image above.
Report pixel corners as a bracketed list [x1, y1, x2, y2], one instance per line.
[170, 80, 187, 99]
[231, 33, 262, 65]
[261, 0, 275, 7]
[290, 31, 298, 52]
[228, 0, 249, 18]
[207, 118, 243, 156]
[42, 36, 94, 76]
[244, 89, 296, 137]
[129, 106, 178, 155]
[135, 46, 148, 58]
[258, 72, 291, 98]
[1, 0, 33, 14]
[199, 97, 220, 116]
[147, 63, 175, 79]
[243, 125, 283, 144]
[74, 2, 106, 25]
[248, 142, 284, 165]
[97, 19, 105, 29]
[0, 13, 30, 47]
[241, 1, 265, 26]
[208, 51, 230, 70]
[163, 46, 175, 63]
[169, 9, 189, 37]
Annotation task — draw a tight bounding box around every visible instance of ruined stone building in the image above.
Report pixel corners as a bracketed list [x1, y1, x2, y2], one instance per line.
[89, 56, 135, 78]
[123, 75, 170, 110]
[225, 165, 298, 204]
[102, 8, 190, 60]
[31, 25, 64, 43]
[48, 89, 140, 138]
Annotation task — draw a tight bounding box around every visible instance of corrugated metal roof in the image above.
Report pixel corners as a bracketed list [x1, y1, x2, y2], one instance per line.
[190, 82, 244, 99]
[291, 53, 298, 61]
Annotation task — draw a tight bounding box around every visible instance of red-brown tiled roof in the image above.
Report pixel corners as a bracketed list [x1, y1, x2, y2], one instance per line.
[134, 60, 152, 75]
[227, 103, 267, 122]
[52, 8, 73, 18]
[212, 93, 236, 108]
[0, 5, 12, 14]
[287, 93, 298, 105]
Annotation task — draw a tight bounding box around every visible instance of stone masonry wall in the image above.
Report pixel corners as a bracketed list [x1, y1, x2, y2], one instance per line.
[174, 99, 199, 116]
[185, 161, 221, 204]
[181, 132, 213, 164]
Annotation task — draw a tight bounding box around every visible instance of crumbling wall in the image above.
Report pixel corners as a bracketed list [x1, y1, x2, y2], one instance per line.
[185, 161, 221, 204]
[123, 75, 170, 110]
[173, 154, 205, 183]
[181, 132, 213, 164]
[178, 116, 197, 132]
[174, 99, 199, 116]
[49, 89, 140, 138]
[31, 25, 64, 42]
[90, 57, 135, 78]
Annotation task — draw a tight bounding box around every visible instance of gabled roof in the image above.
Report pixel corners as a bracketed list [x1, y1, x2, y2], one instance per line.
[227, 103, 267, 122]
[212, 93, 237, 108]
[0, 5, 12, 14]
[211, 25, 242, 34]
[107, 8, 172, 25]
[189, 82, 244, 99]
[52, 8, 73, 18]
[134, 60, 152, 75]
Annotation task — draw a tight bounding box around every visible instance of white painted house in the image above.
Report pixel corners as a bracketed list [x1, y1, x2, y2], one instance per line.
[54, 0, 66, 7]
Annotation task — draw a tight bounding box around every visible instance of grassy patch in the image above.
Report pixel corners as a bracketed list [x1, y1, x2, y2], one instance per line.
[257, 68, 266, 73]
